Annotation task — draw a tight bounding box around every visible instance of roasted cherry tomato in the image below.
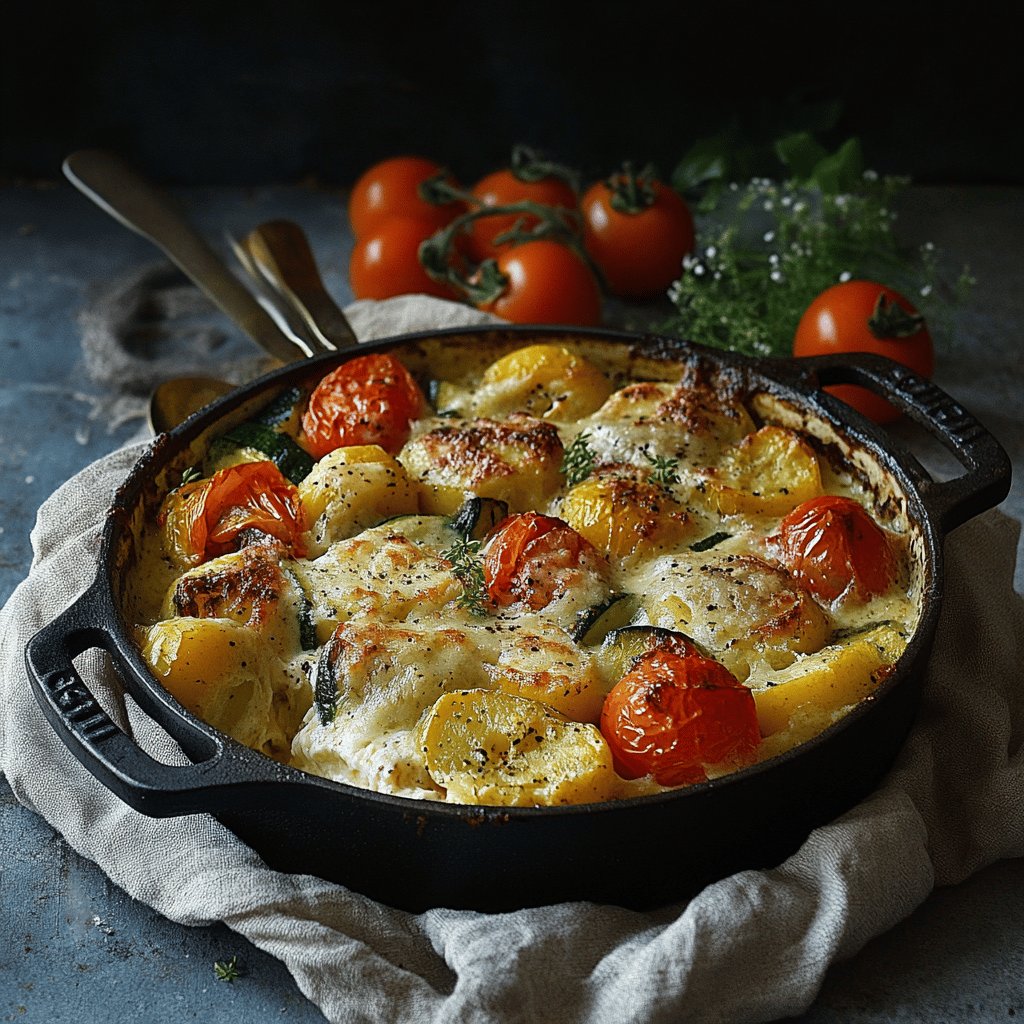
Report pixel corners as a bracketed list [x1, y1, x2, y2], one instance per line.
[793, 280, 935, 424]
[483, 511, 607, 610]
[348, 155, 463, 239]
[473, 240, 602, 326]
[348, 216, 459, 301]
[467, 166, 579, 262]
[581, 165, 695, 299]
[302, 352, 427, 458]
[600, 649, 761, 786]
[163, 461, 305, 566]
[773, 495, 898, 604]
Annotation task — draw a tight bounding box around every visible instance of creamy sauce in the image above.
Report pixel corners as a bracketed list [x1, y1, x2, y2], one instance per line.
[129, 337, 921, 805]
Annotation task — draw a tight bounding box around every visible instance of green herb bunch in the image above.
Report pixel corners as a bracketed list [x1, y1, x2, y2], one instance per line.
[662, 133, 972, 358]
[442, 537, 489, 617]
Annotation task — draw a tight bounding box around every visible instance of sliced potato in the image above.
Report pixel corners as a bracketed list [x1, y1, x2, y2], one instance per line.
[752, 624, 906, 736]
[419, 689, 620, 806]
[639, 553, 832, 680]
[398, 414, 564, 514]
[482, 629, 606, 723]
[292, 526, 459, 643]
[560, 474, 693, 559]
[299, 444, 418, 557]
[587, 379, 756, 466]
[699, 425, 822, 517]
[478, 343, 614, 421]
[140, 616, 286, 755]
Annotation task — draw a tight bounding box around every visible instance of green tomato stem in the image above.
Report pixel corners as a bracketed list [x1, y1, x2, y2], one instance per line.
[867, 292, 926, 339]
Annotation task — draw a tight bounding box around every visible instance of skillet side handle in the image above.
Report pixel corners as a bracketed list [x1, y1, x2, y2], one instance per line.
[794, 352, 1012, 534]
[24, 584, 260, 818]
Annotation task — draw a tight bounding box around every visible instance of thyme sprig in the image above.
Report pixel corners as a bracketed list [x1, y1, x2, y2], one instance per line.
[561, 431, 596, 486]
[442, 537, 489, 617]
[642, 449, 680, 488]
[214, 956, 242, 982]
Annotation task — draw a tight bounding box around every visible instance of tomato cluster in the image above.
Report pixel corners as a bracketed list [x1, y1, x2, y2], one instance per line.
[346, 150, 698, 326]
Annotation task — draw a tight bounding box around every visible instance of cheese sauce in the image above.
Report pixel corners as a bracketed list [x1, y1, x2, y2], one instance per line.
[129, 337, 921, 806]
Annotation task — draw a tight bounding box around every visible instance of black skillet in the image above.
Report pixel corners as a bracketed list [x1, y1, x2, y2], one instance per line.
[24, 325, 1011, 912]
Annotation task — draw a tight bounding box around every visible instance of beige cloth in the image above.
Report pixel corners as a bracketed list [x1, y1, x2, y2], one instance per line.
[2, 295, 1023, 1024]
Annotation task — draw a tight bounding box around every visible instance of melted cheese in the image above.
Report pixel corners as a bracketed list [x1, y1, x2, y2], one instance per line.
[130, 337, 921, 807]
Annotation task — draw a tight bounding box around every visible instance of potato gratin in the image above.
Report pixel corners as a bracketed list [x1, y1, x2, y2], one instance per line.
[130, 337, 920, 806]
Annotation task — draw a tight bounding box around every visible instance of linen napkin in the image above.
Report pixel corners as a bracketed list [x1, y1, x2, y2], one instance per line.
[2, 294, 1022, 1024]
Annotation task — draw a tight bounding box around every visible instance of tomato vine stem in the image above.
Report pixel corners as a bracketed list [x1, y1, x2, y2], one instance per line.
[418, 199, 602, 305]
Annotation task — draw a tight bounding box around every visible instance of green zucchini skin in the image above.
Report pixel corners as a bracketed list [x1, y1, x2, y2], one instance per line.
[252, 386, 305, 429]
[314, 640, 340, 726]
[570, 593, 640, 645]
[210, 421, 315, 485]
[448, 496, 510, 541]
[689, 531, 732, 553]
[597, 624, 706, 683]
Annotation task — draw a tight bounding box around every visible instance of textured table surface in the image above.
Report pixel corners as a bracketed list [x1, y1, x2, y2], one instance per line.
[1, 182, 1021, 1022]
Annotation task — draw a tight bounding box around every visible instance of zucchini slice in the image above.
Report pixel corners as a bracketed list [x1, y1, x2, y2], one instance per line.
[282, 564, 318, 652]
[570, 593, 640, 646]
[597, 624, 706, 683]
[207, 421, 315, 485]
[252, 385, 305, 430]
[313, 643, 340, 725]
[449, 496, 510, 541]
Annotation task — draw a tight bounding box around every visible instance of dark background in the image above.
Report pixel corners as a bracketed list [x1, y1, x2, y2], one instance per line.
[2, 0, 1019, 190]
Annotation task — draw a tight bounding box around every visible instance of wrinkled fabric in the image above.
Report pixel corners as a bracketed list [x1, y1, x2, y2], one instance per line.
[2, 296, 1022, 1024]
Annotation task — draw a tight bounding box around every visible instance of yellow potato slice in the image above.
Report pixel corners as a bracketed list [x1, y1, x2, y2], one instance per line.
[700, 425, 822, 517]
[419, 689, 620, 806]
[140, 616, 284, 753]
[477, 343, 614, 421]
[299, 444, 418, 556]
[560, 475, 693, 558]
[752, 624, 906, 736]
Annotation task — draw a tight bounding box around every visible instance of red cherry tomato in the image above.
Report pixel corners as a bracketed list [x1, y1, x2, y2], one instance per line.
[483, 511, 607, 610]
[467, 167, 579, 262]
[170, 461, 305, 564]
[774, 495, 898, 603]
[600, 649, 761, 786]
[348, 155, 463, 239]
[474, 240, 602, 326]
[793, 280, 935, 424]
[581, 168, 695, 299]
[348, 216, 459, 301]
[301, 352, 427, 458]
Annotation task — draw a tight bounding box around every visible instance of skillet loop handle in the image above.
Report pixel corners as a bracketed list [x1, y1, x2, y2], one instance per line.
[24, 583, 257, 817]
[793, 352, 1011, 534]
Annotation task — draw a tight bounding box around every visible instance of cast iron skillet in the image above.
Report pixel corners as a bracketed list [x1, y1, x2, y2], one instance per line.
[25, 325, 1011, 913]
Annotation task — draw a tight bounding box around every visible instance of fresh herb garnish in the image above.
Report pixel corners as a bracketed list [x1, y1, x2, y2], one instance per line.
[663, 133, 971, 359]
[642, 449, 680, 488]
[442, 537, 489, 617]
[214, 956, 241, 982]
[561, 431, 596, 486]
